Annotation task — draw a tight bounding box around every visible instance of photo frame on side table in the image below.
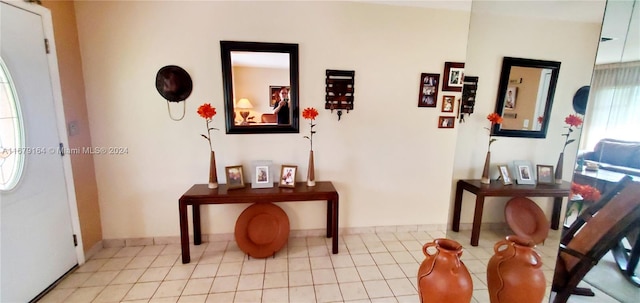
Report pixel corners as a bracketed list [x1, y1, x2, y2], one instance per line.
[513, 160, 536, 185]
[251, 160, 274, 188]
[225, 165, 245, 189]
[536, 165, 554, 184]
[497, 165, 513, 185]
[279, 165, 297, 188]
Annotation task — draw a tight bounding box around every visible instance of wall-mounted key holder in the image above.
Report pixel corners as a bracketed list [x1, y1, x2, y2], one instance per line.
[325, 69, 355, 120]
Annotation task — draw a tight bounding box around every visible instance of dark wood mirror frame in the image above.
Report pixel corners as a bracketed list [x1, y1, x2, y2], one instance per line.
[492, 57, 561, 138]
[220, 41, 299, 134]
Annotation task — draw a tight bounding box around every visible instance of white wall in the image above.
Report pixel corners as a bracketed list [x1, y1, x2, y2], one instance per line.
[74, 1, 471, 239]
[451, 3, 604, 224]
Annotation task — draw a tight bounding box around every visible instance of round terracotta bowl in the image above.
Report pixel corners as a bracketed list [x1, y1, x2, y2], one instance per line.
[234, 203, 290, 258]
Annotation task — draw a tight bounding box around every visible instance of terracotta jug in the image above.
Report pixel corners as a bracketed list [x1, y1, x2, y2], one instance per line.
[487, 235, 545, 303]
[417, 238, 473, 303]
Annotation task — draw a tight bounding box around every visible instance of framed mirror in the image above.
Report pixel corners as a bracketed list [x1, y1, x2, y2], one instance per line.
[220, 41, 299, 134]
[492, 57, 561, 138]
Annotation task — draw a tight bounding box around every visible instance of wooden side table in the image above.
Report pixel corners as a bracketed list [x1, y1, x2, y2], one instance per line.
[451, 179, 570, 246]
[178, 181, 339, 263]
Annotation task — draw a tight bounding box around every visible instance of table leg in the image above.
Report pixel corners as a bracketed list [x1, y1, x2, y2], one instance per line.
[551, 197, 563, 230]
[179, 201, 191, 264]
[452, 181, 464, 232]
[326, 200, 332, 238]
[193, 204, 202, 245]
[332, 199, 339, 254]
[471, 195, 485, 247]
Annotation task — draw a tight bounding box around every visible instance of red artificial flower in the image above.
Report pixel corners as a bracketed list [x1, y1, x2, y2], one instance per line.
[487, 113, 503, 124]
[570, 183, 601, 201]
[197, 103, 216, 120]
[537, 116, 544, 124]
[565, 114, 583, 127]
[302, 107, 319, 120]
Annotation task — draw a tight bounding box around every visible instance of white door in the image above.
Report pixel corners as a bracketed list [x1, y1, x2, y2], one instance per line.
[1, 2, 78, 302]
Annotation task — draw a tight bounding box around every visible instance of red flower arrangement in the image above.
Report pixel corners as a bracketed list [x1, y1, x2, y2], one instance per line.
[485, 113, 503, 151]
[560, 114, 583, 153]
[197, 103, 218, 151]
[568, 182, 602, 217]
[302, 107, 319, 151]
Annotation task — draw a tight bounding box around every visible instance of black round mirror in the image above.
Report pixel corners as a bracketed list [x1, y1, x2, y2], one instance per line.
[572, 86, 590, 115]
[155, 65, 192, 102]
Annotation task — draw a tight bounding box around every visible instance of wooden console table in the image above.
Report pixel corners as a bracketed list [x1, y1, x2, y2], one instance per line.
[451, 179, 570, 246]
[179, 181, 339, 264]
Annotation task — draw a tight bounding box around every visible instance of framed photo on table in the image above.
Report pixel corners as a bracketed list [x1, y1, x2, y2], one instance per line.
[279, 165, 297, 188]
[536, 165, 554, 184]
[497, 165, 513, 185]
[513, 160, 536, 185]
[251, 160, 274, 188]
[225, 165, 245, 189]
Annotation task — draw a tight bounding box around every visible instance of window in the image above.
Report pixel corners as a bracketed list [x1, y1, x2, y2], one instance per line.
[0, 57, 25, 191]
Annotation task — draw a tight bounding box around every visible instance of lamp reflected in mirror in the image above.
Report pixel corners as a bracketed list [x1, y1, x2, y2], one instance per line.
[235, 98, 254, 125]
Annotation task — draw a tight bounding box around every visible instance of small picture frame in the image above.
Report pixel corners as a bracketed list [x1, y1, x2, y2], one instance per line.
[418, 73, 439, 108]
[251, 160, 274, 188]
[497, 165, 513, 185]
[513, 160, 536, 185]
[438, 116, 455, 129]
[441, 95, 455, 112]
[536, 165, 554, 184]
[225, 165, 245, 189]
[279, 165, 297, 188]
[442, 62, 464, 92]
[504, 86, 517, 110]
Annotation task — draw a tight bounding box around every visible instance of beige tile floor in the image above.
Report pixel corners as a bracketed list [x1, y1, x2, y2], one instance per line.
[38, 229, 620, 303]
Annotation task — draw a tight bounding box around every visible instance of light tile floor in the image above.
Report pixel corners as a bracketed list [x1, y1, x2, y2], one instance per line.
[39, 229, 620, 303]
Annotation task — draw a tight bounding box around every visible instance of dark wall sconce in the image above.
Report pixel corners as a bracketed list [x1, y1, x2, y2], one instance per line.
[325, 69, 355, 120]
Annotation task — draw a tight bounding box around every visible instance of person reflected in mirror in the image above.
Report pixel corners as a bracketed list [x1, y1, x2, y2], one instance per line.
[273, 87, 290, 124]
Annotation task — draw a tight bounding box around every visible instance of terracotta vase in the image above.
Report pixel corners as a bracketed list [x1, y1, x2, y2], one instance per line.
[481, 151, 491, 184]
[208, 150, 218, 189]
[487, 235, 545, 303]
[417, 238, 473, 303]
[307, 150, 315, 186]
[555, 152, 564, 184]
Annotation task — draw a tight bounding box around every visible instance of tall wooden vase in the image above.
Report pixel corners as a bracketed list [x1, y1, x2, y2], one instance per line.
[481, 151, 491, 184]
[307, 150, 315, 186]
[417, 238, 473, 303]
[208, 150, 218, 189]
[487, 235, 545, 303]
[554, 152, 564, 184]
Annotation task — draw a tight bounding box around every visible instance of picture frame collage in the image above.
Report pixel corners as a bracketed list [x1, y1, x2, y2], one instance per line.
[497, 160, 555, 185]
[224, 161, 299, 189]
[419, 62, 464, 129]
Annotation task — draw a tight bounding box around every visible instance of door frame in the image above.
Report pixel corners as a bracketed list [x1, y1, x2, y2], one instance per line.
[3, 0, 85, 264]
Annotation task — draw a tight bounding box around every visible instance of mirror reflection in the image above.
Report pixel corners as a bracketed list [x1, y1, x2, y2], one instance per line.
[220, 41, 299, 134]
[492, 57, 561, 138]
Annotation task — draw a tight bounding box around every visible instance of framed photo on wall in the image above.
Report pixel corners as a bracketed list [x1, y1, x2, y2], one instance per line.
[536, 165, 554, 184]
[269, 85, 290, 107]
[418, 73, 439, 108]
[251, 160, 274, 188]
[442, 95, 455, 112]
[504, 86, 517, 110]
[442, 62, 464, 92]
[497, 165, 513, 185]
[513, 160, 536, 185]
[438, 116, 455, 129]
[225, 165, 245, 189]
[279, 165, 297, 188]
